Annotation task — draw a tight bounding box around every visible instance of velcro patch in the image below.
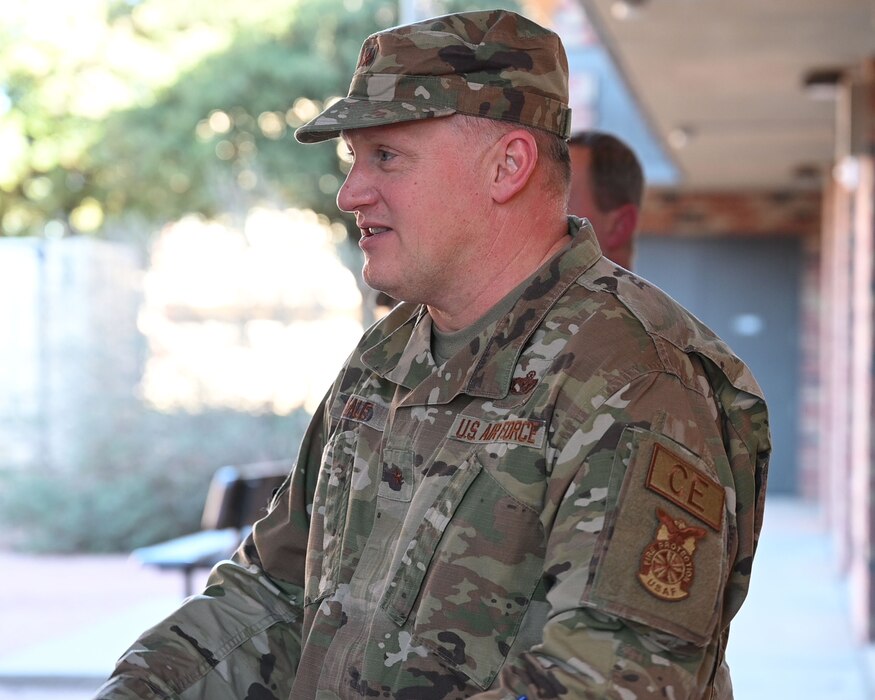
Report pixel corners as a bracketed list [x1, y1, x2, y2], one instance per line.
[645, 444, 724, 531]
[580, 428, 727, 645]
[449, 415, 545, 448]
[339, 394, 388, 430]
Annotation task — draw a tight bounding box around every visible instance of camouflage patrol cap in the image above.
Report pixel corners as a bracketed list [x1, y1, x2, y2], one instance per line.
[294, 9, 572, 143]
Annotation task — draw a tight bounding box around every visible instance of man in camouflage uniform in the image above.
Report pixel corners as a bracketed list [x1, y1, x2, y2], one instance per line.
[96, 9, 769, 699]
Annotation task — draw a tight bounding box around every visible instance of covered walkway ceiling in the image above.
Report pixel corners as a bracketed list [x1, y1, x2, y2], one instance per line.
[577, 0, 875, 191]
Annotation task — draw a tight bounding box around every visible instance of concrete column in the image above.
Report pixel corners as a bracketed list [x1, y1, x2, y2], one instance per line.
[849, 157, 875, 641]
[838, 59, 875, 641]
[820, 177, 853, 572]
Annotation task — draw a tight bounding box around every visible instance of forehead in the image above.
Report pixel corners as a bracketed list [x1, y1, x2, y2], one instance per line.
[568, 145, 599, 211]
[568, 143, 593, 172]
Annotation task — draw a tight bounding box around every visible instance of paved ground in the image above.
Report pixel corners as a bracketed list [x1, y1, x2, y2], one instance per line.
[726, 497, 872, 698]
[0, 496, 871, 699]
[0, 555, 209, 699]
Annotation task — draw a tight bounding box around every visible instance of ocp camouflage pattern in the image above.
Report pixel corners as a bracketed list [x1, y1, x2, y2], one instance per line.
[295, 10, 572, 143]
[96, 217, 770, 699]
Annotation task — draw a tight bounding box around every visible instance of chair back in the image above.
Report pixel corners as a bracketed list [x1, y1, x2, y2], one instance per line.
[200, 460, 290, 531]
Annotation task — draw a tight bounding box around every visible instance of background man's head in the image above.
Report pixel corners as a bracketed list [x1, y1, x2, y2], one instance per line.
[568, 130, 644, 270]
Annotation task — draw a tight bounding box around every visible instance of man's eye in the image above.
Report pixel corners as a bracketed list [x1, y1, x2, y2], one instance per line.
[377, 149, 395, 162]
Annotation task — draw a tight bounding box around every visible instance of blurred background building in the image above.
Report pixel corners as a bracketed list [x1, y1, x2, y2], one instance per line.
[2, 0, 875, 695]
[541, 0, 875, 644]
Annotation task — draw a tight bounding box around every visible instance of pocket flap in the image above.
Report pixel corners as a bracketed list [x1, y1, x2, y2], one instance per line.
[380, 455, 483, 625]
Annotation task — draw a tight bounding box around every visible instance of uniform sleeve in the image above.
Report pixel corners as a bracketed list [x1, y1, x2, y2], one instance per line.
[94, 398, 330, 700]
[93, 561, 303, 700]
[470, 369, 767, 700]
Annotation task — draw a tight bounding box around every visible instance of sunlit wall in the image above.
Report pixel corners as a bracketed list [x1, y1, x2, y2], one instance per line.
[138, 207, 363, 416]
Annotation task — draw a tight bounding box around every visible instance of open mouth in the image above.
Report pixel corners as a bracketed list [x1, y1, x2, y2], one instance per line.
[363, 227, 390, 237]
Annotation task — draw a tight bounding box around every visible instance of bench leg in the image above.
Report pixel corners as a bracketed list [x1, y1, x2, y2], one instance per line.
[183, 566, 195, 597]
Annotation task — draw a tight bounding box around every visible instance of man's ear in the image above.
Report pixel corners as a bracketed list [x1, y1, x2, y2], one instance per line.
[605, 203, 639, 250]
[491, 130, 538, 204]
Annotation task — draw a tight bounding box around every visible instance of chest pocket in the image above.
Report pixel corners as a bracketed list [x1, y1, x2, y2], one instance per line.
[380, 451, 546, 690]
[310, 394, 388, 604]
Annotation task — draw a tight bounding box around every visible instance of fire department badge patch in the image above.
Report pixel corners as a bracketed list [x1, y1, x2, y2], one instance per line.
[638, 507, 707, 601]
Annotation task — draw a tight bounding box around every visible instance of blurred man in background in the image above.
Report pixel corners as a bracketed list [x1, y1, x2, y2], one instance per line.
[568, 130, 644, 269]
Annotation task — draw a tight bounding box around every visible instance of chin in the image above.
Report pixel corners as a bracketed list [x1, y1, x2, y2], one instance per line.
[369, 283, 420, 307]
[363, 269, 425, 306]
[364, 275, 399, 300]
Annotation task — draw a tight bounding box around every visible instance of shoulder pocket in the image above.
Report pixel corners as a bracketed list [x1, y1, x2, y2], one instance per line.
[582, 427, 728, 645]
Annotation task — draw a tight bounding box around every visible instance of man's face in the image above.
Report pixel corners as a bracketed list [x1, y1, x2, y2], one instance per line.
[567, 145, 611, 251]
[337, 117, 492, 306]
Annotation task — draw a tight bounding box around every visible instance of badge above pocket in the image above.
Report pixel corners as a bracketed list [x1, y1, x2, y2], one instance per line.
[582, 429, 728, 646]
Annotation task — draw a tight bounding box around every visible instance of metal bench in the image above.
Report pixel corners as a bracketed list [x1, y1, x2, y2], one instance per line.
[132, 460, 290, 596]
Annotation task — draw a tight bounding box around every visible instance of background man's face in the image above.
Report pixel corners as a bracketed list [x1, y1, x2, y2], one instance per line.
[568, 145, 612, 252]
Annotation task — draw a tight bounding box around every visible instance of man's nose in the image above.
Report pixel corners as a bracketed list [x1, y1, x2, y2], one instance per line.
[336, 163, 375, 214]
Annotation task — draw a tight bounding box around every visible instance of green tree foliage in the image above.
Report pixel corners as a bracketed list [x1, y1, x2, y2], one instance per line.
[0, 407, 313, 553]
[0, 0, 396, 239]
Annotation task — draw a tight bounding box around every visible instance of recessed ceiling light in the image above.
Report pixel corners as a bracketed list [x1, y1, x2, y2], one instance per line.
[610, 0, 646, 20]
[667, 126, 694, 149]
[802, 68, 843, 101]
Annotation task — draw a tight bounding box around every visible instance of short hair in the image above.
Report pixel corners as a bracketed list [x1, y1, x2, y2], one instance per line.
[568, 130, 644, 211]
[457, 115, 571, 195]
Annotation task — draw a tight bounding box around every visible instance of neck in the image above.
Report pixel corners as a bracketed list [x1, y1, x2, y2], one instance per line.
[428, 214, 569, 332]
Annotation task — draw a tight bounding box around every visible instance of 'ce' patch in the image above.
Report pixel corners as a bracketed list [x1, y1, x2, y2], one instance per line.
[644, 444, 724, 531]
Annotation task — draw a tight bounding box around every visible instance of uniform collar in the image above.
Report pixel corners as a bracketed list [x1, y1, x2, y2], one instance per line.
[360, 217, 601, 405]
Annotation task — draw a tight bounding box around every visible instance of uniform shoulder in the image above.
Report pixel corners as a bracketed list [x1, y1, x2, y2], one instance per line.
[576, 260, 764, 401]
